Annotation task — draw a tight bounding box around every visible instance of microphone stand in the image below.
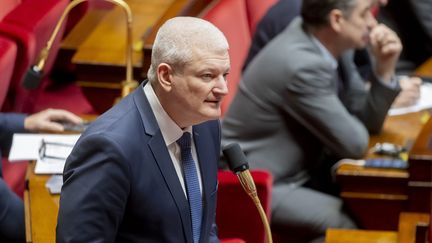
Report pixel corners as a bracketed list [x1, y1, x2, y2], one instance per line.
[235, 170, 273, 243]
[28, 0, 138, 98]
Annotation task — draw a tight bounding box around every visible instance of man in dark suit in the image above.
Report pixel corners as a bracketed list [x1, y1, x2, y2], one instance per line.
[222, 0, 401, 242]
[1, 109, 82, 243]
[56, 16, 230, 243]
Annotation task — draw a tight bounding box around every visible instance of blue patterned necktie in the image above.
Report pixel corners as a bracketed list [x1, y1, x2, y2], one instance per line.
[177, 132, 202, 243]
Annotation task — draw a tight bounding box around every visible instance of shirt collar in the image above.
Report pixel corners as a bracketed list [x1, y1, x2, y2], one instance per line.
[143, 82, 192, 146]
[310, 34, 338, 70]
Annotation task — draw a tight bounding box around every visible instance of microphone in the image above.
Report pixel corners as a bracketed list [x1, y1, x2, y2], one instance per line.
[23, 0, 138, 97]
[23, 65, 44, 89]
[222, 143, 273, 243]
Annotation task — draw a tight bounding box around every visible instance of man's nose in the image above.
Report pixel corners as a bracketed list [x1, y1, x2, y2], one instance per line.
[215, 76, 229, 95]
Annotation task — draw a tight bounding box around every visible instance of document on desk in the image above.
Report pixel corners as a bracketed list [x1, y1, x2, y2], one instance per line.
[8, 134, 80, 174]
[388, 83, 432, 116]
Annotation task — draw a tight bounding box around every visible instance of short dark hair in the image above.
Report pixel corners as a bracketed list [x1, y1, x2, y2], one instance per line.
[301, 0, 357, 27]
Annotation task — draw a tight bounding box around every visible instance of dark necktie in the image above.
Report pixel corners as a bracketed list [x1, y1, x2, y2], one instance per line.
[177, 132, 202, 243]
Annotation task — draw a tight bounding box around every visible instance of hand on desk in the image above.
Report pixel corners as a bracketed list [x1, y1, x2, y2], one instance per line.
[24, 109, 83, 133]
[392, 76, 422, 108]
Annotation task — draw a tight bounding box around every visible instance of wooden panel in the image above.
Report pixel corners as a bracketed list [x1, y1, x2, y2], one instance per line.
[397, 212, 430, 243]
[61, 9, 109, 50]
[415, 58, 432, 78]
[72, 0, 173, 67]
[325, 229, 397, 243]
[24, 190, 32, 243]
[24, 116, 97, 242]
[336, 110, 427, 230]
[61, 0, 174, 114]
[141, 0, 211, 74]
[26, 162, 60, 243]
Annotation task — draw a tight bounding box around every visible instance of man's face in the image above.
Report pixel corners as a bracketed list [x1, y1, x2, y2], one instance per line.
[169, 48, 230, 127]
[340, 0, 378, 49]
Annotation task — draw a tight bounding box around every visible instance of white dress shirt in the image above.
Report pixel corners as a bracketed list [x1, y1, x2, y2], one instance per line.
[143, 82, 203, 197]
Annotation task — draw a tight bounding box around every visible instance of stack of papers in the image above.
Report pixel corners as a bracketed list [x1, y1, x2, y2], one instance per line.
[388, 83, 432, 116]
[9, 134, 80, 174]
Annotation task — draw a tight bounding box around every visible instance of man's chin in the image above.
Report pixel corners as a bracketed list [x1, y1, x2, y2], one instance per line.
[203, 109, 222, 120]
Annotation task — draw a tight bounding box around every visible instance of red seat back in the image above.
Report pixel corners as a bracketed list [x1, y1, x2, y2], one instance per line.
[0, 35, 17, 106]
[0, 0, 69, 112]
[245, 0, 277, 35]
[201, 0, 251, 116]
[0, 0, 21, 21]
[217, 170, 272, 243]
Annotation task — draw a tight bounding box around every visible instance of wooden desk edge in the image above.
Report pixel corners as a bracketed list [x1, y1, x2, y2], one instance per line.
[325, 228, 397, 243]
[24, 190, 32, 243]
[397, 212, 430, 243]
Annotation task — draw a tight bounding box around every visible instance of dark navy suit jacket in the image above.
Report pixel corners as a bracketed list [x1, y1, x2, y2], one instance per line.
[0, 113, 26, 243]
[57, 82, 220, 243]
[0, 113, 26, 163]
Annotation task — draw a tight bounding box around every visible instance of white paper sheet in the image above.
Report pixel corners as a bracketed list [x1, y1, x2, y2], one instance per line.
[388, 83, 432, 116]
[35, 157, 67, 174]
[9, 134, 80, 174]
[9, 134, 80, 161]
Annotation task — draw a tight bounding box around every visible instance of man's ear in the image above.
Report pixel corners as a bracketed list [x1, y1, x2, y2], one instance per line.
[156, 63, 174, 91]
[329, 9, 344, 33]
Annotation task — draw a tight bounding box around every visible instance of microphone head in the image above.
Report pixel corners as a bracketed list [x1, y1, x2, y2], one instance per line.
[22, 66, 43, 90]
[222, 143, 249, 173]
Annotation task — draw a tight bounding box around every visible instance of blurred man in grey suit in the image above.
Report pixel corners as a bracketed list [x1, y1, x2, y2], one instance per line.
[222, 0, 401, 242]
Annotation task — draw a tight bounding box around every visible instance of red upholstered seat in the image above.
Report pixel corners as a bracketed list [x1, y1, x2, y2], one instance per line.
[0, 0, 69, 112]
[0, 35, 17, 106]
[217, 170, 272, 243]
[0, 22, 37, 112]
[0, 34, 27, 198]
[0, 0, 93, 197]
[0, 0, 21, 21]
[221, 239, 246, 243]
[201, 0, 251, 116]
[244, 0, 278, 35]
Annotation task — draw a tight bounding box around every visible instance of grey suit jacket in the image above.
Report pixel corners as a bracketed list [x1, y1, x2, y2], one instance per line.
[222, 17, 400, 184]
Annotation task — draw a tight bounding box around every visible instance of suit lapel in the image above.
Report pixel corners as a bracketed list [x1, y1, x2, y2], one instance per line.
[148, 136, 193, 243]
[133, 83, 194, 243]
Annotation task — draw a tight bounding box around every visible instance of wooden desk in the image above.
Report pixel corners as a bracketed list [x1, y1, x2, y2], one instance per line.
[415, 57, 432, 78]
[336, 59, 432, 230]
[325, 229, 397, 243]
[61, 0, 174, 113]
[325, 212, 430, 243]
[24, 116, 96, 243]
[24, 162, 59, 243]
[398, 212, 430, 243]
[337, 111, 428, 230]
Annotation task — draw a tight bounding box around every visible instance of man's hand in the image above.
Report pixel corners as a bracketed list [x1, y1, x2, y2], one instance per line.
[392, 77, 422, 108]
[369, 24, 402, 82]
[24, 109, 83, 132]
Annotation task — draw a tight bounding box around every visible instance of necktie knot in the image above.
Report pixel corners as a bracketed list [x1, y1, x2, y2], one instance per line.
[177, 132, 192, 151]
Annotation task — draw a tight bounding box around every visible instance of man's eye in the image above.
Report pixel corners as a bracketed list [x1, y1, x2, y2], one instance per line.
[202, 74, 213, 79]
[223, 73, 229, 81]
